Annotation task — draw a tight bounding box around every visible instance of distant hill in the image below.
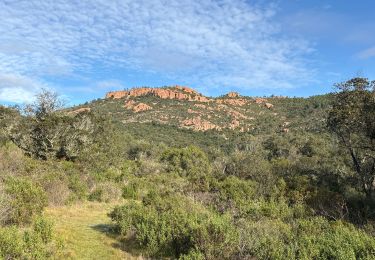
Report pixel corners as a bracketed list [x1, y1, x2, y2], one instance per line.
[71, 85, 332, 136]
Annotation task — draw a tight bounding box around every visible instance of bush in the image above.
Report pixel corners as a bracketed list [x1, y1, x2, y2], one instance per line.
[33, 217, 53, 244]
[122, 183, 139, 200]
[44, 179, 71, 206]
[88, 182, 121, 202]
[0, 184, 12, 226]
[4, 178, 47, 225]
[110, 192, 238, 259]
[67, 174, 88, 202]
[161, 146, 212, 191]
[237, 217, 375, 259]
[0, 217, 58, 259]
[214, 176, 256, 216]
[0, 226, 24, 259]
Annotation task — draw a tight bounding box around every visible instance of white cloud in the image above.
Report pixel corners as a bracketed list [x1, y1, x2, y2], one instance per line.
[0, 73, 47, 103]
[95, 80, 124, 90]
[0, 0, 314, 99]
[357, 46, 375, 59]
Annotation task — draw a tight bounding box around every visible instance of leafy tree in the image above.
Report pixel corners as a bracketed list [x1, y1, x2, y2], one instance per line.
[327, 78, 375, 200]
[11, 89, 95, 160]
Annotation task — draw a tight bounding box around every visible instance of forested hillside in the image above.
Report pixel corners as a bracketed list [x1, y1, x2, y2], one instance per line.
[0, 78, 375, 259]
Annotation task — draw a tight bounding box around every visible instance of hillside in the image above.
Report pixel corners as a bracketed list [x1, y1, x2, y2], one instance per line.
[73, 85, 331, 135]
[1, 81, 375, 259]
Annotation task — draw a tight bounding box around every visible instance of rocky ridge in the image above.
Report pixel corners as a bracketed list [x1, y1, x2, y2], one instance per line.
[106, 86, 210, 102]
[104, 86, 281, 132]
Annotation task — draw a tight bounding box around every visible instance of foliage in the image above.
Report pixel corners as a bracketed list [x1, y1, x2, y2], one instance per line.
[327, 77, 375, 200]
[0, 217, 60, 259]
[10, 90, 95, 160]
[3, 178, 47, 225]
[110, 192, 238, 259]
[1, 83, 375, 258]
[161, 145, 212, 191]
[237, 217, 375, 259]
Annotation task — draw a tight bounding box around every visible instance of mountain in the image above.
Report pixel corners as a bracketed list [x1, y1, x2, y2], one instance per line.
[72, 85, 332, 136]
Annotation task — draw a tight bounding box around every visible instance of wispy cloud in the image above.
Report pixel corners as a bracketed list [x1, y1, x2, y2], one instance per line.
[357, 46, 375, 59]
[0, 0, 314, 102]
[0, 73, 48, 103]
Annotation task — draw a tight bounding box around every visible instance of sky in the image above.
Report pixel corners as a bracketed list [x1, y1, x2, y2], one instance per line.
[0, 0, 375, 105]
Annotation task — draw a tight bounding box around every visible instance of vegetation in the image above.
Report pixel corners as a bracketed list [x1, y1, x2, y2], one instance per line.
[328, 78, 375, 200]
[0, 79, 375, 258]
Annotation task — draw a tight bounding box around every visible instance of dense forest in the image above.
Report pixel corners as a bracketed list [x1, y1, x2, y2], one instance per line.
[0, 78, 375, 259]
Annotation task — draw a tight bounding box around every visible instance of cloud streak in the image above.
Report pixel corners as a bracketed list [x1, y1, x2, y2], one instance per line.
[0, 0, 314, 102]
[0, 73, 47, 103]
[357, 46, 375, 59]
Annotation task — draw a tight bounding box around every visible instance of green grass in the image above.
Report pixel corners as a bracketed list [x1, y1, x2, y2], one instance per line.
[45, 202, 142, 260]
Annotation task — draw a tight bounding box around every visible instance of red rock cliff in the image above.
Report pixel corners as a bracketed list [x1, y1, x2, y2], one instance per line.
[106, 86, 210, 102]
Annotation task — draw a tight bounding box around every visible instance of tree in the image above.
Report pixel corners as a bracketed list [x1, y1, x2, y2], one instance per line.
[0, 106, 20, 145]
[327, 77, 375, 200]
[11, 89, 94, 160]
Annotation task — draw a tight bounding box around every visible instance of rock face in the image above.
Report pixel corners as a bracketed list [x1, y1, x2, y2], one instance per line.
[175, 86, 199, 95]
[181, 116, 220, 131]
[255, 98, 268, 104]
[226, 92, 240, 98]
[229, 119, 240, 129]
[124, 100, 152, 112]
[106, 86, 210, 102]
[265, 103, 274, 109]
[133, 103, 152, 113]
[124, 100, 136, 109]
[216, 98, 248, 106]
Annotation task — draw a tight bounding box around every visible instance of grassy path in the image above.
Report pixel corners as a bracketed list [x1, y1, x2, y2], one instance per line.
[45, 202, 141, 260]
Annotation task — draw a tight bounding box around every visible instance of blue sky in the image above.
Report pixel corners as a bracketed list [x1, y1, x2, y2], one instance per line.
[0, 0, 374, 105]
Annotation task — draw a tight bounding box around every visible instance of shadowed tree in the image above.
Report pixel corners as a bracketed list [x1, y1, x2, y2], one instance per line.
[327, 77, 375, 200]
[11, 89, 95, 160]
[0, 106, 20, 144]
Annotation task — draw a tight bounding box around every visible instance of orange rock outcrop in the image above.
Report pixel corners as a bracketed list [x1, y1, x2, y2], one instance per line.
[229, 119, 240, 129]
[181, 116, 221, 131]
[216, 98, 248, 106]
[106, 86, 210, 103]
[255, 98, 267, 104]
[124, 100, 152, 112]
[133, 103, 152, 113]
[226, 92, 240, 98]
[175, 86, 198, 95]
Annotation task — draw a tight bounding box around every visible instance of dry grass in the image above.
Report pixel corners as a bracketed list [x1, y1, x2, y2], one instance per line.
[45, 202, 143, 260]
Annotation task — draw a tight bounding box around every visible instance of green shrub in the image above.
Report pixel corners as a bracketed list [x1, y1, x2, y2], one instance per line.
[67, 174, 88, 202]
[110, 192, 238, 259]
[122, 183, 139, 200]
[33, 217, 53, 244]
[0, 226, 24, 259]
[4, 178, 47, 225]
[161, 146, 212, 191]
[237, 217, 375, 260]
[179, 249, 205, 260]
[88, 182, 121, 202]
[216, 176, 256, 216]
[296, 218, 375, 259]
[0, 217, 58, 259]
[88, 188, 103, 202]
